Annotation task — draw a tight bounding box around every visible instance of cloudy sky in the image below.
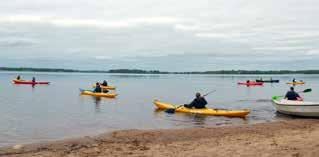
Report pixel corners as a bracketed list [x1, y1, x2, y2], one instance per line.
[0, 0, 318, 71]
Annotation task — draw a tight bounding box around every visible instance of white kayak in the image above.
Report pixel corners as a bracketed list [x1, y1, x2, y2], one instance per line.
[272, 96, 319, 117]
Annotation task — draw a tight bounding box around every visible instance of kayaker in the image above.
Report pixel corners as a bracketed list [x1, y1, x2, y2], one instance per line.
[285, 87, 303, 101]
[32, 77, 36, 83]
[292, 78, 296, 83]
[184, 93, 208, 109]
[102, 80, 108, 86]
[94, 83, 102, 93]
[246, 80, 250, 83]
[16, 75, 21, 80]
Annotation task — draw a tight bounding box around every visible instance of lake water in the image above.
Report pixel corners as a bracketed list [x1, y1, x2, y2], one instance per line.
[0, 72, 318, 147]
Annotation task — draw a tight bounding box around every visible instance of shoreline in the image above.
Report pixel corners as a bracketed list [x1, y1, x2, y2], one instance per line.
[1, 119, 318, 157]
[2, 67, 319, 75]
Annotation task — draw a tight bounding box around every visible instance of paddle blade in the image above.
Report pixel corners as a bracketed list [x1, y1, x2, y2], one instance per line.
[272, 96, 282, 100]
[165, 108, 176, 114]
[303, 88, 312, 93]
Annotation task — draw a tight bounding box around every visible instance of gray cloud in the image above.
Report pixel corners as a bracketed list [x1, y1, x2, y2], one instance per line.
[0, 37, 38, 47]
[0, 0, 318, 70]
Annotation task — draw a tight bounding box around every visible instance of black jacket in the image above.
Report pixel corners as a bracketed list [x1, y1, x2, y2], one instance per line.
[189, 97, 207, 109]
[94, 86, 102, 93]
[285, 91, 300, 100]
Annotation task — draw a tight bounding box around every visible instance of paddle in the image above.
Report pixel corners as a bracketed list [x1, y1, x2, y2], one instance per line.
[165, 90, 216, 114]
[272, 88, 312, 100]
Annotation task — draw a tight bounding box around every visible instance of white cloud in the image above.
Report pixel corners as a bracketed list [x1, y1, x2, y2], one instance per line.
[0, 15, 180, 28]
[195, 32, 245, 38]
[0, 37, 38, 47]
[94, 56, 113, 60]
[252, 46, 310, 51]
[174, 24, 202, 31]
[305, 49, 319, 55]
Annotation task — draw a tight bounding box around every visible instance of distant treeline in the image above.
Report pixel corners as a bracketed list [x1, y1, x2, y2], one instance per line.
[108, 69, 169, 74]
[178, 70, 319, 74]
[1, 67, 319, 74]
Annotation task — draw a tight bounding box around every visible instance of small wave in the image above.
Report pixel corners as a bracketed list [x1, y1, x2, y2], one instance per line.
[239, 99, 271, 102]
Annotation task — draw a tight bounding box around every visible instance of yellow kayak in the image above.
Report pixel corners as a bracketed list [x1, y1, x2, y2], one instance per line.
[80, 89, 117, 98]
[93, 85, 116, 90]
[154, 100, 250, 118]
[286, 82, 305, 85]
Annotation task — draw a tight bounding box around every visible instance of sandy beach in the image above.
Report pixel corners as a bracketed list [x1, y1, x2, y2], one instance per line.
[0, 119, 318, 157]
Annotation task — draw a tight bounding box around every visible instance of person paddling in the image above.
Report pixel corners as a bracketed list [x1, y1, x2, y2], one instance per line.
[16, 75, 21, 80]
[32, 77, 36, 83]
[285, 87, 303, 101]
[101, 80, 108, 86]
[184, 92, 208, 109]
[292, 78, 296, 83]
[94, 83, 102, 93]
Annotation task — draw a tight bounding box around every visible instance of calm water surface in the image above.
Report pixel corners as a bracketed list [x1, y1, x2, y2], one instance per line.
[0, 72, 318, 147]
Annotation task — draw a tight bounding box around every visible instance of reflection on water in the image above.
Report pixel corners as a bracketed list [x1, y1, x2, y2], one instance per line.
[274, 111, 318, 120]
[239, 99, 271, 102]
[0, 72, 318, 147]
[93, 97, 101, 113]
[186, 115, 208, 126]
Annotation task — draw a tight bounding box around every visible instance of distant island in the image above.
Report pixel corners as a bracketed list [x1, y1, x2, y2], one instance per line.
[1, 67, 319, 74]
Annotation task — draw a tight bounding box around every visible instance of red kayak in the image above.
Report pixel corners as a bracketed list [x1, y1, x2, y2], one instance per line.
[12, 79, 50, 85]
[237, 82, 263, 85]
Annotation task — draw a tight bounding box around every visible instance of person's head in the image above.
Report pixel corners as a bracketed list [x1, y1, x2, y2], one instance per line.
[96, 82, 100, 86]
[290, 87, 294, 91]
[196, 92, 201, 98]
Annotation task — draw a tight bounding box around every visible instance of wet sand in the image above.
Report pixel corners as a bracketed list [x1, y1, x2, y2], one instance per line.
[0, 119, 318, 157]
